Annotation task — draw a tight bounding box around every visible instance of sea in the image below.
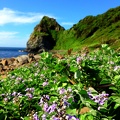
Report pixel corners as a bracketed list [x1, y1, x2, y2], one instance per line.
[0, 47, 28, 58]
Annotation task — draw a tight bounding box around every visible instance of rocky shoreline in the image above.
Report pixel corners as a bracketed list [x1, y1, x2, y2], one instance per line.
[0, 53, 41, 78]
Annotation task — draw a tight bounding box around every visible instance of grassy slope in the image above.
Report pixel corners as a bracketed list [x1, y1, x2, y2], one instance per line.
[54, 6, 120, 51]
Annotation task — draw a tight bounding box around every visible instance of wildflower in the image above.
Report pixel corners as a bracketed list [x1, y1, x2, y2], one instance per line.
[58, 88, 66, 94]
[66, 114, 79, 120]
[25, 88, 34, 93]
[44, 95, 50, 100]
[34, 62, 38, 66]
[46, 103, 57, 114]
[67, 87, 72, 92]
[25, 93, 33, 99]
[40, 74, 44, 77]
[17, 92, 22, 97]
[43, 102, 49, 112]
[114, 66, 120, 71]
[41, 114, 46, 120]
[4, 97, 8, 102]
[76, 57, 81, 64]
[42, 81, 48, 86]
[63, 101, 70, 107]
[39, 95, 49, 106]
[108, 61, 114, 65]
[11, 75, 16, 79]
[91, 93, 109, 105]
[88, 90, 109, 110]
[53, 117, 60, 120]
[35, 73, 38, 76]
[16, 77, 22, 81]
[12, 91, 17, 96]
[33, 112, 39, 120]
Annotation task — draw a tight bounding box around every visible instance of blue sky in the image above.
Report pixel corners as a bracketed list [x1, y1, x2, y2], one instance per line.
[0, 0, 120, 47]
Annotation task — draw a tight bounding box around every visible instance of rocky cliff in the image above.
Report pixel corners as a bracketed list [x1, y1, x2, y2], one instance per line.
[26, 16, 65, 53]
[27, 6, 120, 52]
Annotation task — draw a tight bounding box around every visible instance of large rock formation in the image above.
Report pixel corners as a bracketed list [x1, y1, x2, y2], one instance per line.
[26, 16, 65, 53]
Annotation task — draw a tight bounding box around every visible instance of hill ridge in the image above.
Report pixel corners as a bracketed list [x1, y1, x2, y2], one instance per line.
[26, 6, 120, 52]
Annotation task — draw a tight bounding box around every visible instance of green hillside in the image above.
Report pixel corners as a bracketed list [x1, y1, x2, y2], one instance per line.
[54, 6, 120, 51]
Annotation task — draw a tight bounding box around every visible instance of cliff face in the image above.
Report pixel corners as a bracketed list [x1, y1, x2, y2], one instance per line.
[26, 16, 65, 52]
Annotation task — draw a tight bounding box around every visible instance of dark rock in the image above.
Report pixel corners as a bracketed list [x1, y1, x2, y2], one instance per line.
[26, 16, 65, 53]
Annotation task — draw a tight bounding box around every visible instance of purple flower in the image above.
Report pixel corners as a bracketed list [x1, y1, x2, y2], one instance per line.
[64, 101, 70, 107]
[66, 114, 79, 120]
[25, 88, 34, 93]
[34, 62, 38, 66]
[12, 92, 17, 96]
[39, 95, 49, 106]
[17, 92, 22, 97]
[76, 57, 81, 64]
[114, 66, 120, 71]
[43, 103, 49, 112]
[41, 114, 46, 120]
[4, 97, 8, 102]
[11, 76, 16, 79]
[46, 103, 57, 114]
[88, 91, 109, 107]
[43, 95, 50, 100]
[25, 93, 33, 99]
[33, 112, 39, 120]
[42, 81, 48, 86]
[98, 106, 101, 110]
[53, 117, 60, 120]
[59, 88, 66, 94]
[16, 77, 22, 81]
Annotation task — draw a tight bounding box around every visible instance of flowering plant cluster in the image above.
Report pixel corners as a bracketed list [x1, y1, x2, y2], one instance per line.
[0, 44, 120, 120]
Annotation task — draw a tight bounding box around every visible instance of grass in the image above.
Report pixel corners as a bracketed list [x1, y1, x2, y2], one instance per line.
[52, 6, 120, 51]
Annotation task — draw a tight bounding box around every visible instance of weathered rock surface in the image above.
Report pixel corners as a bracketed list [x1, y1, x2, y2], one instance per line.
[26, 16, 65, 53]
[0, 54, 41, 77]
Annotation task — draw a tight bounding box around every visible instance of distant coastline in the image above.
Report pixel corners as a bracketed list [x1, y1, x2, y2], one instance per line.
[0, 47, 28, 58]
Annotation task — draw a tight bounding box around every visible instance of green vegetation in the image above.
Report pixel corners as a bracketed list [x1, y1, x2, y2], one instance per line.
[54, 6, 120, 51]
[0, 44, 120, 120]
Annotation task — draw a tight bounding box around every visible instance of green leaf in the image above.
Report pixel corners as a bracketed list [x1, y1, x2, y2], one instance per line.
[86, 115, 94, 120]
[79, 90, 87, 95]
[66, 108, 76, 115]
[109, 86, 117, 91]
[60, 77, 68, 82]
[100, 79, 111, 85]
[70, 65, 78, 72]
[114, 75, 120, 80]
[23, 116, 30, 120]
[80, 114, 94, 120]
[114, 103, 120, 109]
[85, 99, 97, 106]
[74, 70, 81, 79]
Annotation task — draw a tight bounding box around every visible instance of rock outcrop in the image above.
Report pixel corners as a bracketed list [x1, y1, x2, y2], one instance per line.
[0, 54, 41, 76]
[26, 16, 65, 53]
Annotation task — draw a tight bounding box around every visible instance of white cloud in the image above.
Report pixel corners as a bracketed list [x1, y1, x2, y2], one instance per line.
[0, 8, 55, 25]
[61, 22, 75, 26]
[0, 31, 19, 39]
[0, 31, 26, 47]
